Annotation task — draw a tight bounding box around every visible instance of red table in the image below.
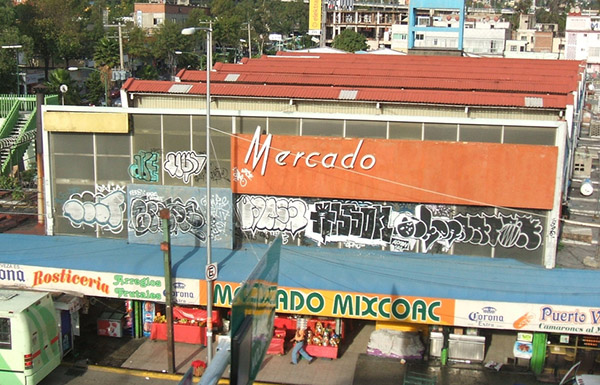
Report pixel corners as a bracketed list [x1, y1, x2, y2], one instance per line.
[150, 323, 207, 345]
[306, 344, 338, 359]
[267, 338, 286, 355]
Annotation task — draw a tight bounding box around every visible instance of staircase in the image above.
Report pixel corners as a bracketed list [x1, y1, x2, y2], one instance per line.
[0, 111, 32, 174]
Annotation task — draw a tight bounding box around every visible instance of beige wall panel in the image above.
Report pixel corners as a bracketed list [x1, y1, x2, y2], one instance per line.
[44, 111, 129, 133]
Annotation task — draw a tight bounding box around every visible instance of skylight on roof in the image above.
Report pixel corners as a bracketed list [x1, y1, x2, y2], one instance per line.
[225, 74, 240, 82]
[524, 97, 543, 108]
[168, 84, 193, 94]
[339, 90, 358, 100]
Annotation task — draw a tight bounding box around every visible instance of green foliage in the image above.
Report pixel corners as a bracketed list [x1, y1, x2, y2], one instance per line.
[20, 168, 36, 188]
[83, 70, 106, 106]
[45, 68, 81, 105]
[332, 29, 368, 52]
[0, 175, 24, 200]
[535, 7, 567, 32]
[138, 64, 159, 80]
[94, 37, 120, 69]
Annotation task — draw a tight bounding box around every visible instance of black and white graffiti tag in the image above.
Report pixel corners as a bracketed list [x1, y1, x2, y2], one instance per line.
[237, 195, 544, 253]
[129, 195, 206, 241]
[236, 195, 309, 239]
[307, 201, 393, 246]
[62, 186, 126, 233]
[164, 151, 207, 184]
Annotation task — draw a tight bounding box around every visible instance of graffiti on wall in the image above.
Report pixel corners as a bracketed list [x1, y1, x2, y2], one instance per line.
[237, 195, 309, 243]
[307, 201, 393, 247]
[62, 184, 126, 233]
[390, 205, 543, 252]
[130, 194, 206, 240]
[129, 150, 160, 182]
[164, 151, 207, 184]
[237, 195, 544, 252]
[127, 185, 233, 248]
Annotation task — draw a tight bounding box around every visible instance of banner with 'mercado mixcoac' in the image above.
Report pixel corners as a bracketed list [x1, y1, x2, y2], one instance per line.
[231, 128, 557, 210]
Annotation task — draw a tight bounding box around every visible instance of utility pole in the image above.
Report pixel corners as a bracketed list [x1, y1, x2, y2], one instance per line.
[105, 23, 125, 70]
[160, 208, 175, 374]
[247, 22, 252, 58]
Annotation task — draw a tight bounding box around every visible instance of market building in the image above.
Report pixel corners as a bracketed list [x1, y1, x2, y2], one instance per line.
[1, 53, 599, 376]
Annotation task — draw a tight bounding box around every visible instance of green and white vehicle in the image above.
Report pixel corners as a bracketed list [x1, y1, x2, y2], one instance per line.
[0, 290, 61, 385]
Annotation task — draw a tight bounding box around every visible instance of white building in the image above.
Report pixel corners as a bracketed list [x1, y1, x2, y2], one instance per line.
[565, 11, 600, 73]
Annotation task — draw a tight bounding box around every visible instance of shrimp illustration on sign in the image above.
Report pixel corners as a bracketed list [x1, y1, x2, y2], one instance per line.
[233, 167, 253, 187]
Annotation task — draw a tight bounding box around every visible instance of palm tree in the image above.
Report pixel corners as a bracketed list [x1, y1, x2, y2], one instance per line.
[45, 68, 80, 105]
[93, 37, 120, 68]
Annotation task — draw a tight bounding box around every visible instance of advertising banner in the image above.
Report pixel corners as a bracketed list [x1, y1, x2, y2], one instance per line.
[455, 299, 600, 336]
[232, 128, 557, 209]
[308, 0, 322, 35]
[213, 280, 455, 325]
[0, 264, 200, 305]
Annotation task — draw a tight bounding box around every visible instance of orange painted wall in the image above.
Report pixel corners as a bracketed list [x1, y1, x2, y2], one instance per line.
[232, 133, 558, 210]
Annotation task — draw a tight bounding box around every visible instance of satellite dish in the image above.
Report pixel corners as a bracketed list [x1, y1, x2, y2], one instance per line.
[59, 84, 68, 93]
[580, 179, 594, 196]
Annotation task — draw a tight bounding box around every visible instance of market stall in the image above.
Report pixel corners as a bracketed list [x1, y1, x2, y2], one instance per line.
[305, 319, 341, 359]
[267, 316, 297, 355]
[149, 306, 221, 345]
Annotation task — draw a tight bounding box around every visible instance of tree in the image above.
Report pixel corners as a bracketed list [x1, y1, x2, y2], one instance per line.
[94, 37, 120, 69]
[151, 21, 188, 79]
[45, 68, 81, 105]
[332, 29, 368, 52]
[16, 0, 85, 80]
[125, 26, 153, 77]
[0, 0, 31, 94]
[83, 70, 105, 106]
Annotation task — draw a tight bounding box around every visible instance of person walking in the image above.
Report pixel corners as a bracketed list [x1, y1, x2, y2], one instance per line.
[290, 328, 315, 365]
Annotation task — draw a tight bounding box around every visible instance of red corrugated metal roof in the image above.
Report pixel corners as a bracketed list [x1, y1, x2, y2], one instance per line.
[124, 79, 573, 108]
[125, 54, 583, 109]
[178, 70, 575, 94]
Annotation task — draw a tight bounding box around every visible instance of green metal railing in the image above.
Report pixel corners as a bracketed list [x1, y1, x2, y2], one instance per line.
[0, 94, 58, 176]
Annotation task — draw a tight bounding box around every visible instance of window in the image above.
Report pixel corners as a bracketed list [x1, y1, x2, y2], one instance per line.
[510, 45, 517, 52]
[490, 41, 497, 52]
[433, 39, 438, 46]
[0, 318, 10, 349]
[416, 34, 424, 40]
[345, 120, 386, 138]
[423, 123, 457, 141]
[153, 18, 163, 25]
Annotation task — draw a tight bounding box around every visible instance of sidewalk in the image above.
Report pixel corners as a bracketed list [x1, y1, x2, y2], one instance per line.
[76, 321, 549, 385]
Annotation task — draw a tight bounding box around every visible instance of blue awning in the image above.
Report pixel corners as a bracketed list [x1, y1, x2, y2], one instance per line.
[0, 233, 598, 307]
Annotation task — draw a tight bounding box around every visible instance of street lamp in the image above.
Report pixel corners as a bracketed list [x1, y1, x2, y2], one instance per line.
[68, 66, 109, 106]
[1, 45, 23, 95]
[181, 23, 214, 364]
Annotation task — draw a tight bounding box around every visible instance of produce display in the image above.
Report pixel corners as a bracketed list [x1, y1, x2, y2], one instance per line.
[306, 321, 341, 347]
[153, 311, 206, 326]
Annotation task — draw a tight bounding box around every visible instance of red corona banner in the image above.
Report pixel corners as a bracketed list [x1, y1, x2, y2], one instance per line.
[231, 128, 558, 210]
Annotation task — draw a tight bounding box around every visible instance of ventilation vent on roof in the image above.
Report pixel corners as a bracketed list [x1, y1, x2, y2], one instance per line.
[168, 84, 193, 94]
[339, 90, 358, 100]
[524, 97, 543, 107]
[224, 74, 240, 82]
